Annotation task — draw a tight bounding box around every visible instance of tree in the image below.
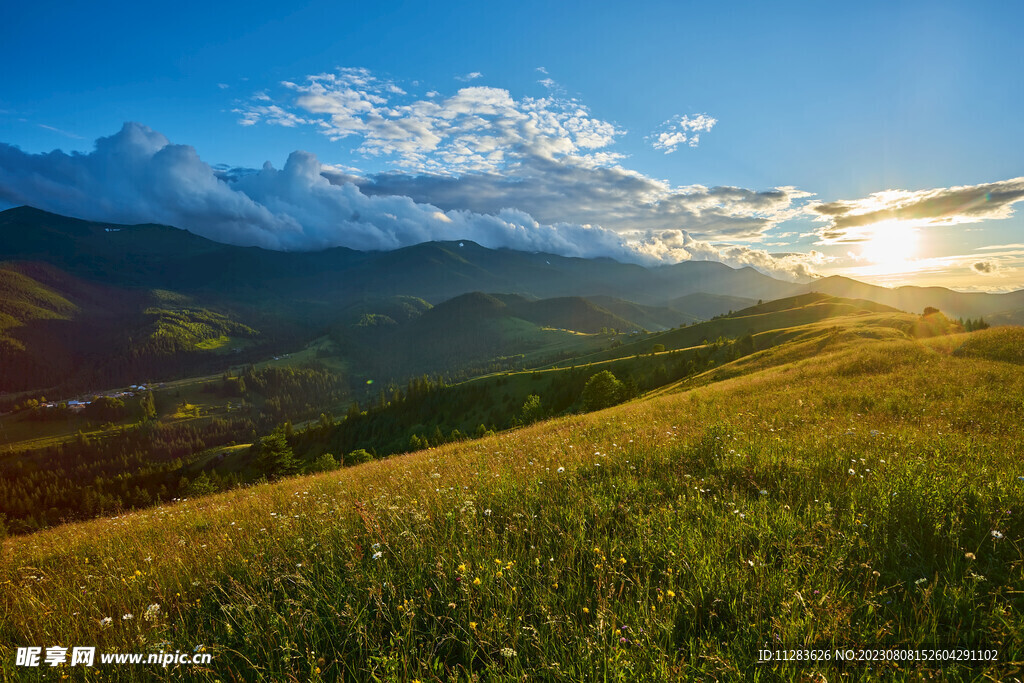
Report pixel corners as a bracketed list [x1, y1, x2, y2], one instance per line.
[85, 396, 126, 422]
[256, 428, 299, 478]
[581, 370, 623, 411]
[518, 394, 543, 425]
[923, 306, 940, 316]
[139, 391, 157, 420]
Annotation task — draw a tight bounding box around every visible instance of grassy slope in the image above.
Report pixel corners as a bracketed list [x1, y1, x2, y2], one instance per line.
[2, 325, 1023, 681]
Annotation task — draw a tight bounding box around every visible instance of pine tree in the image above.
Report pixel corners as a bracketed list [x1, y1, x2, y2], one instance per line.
[256, 428, 299, 478]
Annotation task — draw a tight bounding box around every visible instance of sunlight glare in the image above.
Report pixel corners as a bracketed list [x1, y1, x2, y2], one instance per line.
[859, 221, 919, 269]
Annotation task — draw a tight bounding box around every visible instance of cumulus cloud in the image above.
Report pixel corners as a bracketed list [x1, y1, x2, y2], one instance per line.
[456, 72, 483, 81]
[0, 122, 822, 281]
[649, 114, 718, 153]
[236, 68, 625, 173]
[810, 177, 1024, 243]
[634, 229, 827, 281]
[350, 160, 809, 241]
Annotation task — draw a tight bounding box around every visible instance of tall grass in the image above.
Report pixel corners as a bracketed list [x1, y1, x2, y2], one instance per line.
[2, 330, 1023, 681]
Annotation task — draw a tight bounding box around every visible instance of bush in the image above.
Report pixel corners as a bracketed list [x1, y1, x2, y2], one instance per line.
[309, 452, 339, 473]
[345, 448, 373, 466]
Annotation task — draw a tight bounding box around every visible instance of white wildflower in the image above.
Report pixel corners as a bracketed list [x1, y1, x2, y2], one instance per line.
[143, 603, 161, 622]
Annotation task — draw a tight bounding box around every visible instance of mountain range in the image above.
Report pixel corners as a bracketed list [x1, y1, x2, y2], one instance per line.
[2, 205, 1022, 393]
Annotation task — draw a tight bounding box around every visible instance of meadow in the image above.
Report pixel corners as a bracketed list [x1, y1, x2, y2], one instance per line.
[2, 324, 1023, 681]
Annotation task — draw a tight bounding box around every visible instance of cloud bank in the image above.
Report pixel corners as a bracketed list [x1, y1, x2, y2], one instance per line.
[348, 161, 809, 241]
[0, 123, 822, 281]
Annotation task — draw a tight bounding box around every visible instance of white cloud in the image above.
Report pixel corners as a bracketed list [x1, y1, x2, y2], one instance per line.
[355, 161, 811, 241]
[0, 122, 819, 282]
[649, 114, 718, 153]
[456, 72, 483, 81]
[632, 228, 827, 280]
[236, 68, 625, 174]
[809, 177, 1024, 243]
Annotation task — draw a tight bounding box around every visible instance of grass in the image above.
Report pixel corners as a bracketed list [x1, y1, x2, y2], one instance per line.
[2, 322, 1023, 681]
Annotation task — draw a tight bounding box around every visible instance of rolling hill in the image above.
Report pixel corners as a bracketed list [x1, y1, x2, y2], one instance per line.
[2, 306, 1020, 681]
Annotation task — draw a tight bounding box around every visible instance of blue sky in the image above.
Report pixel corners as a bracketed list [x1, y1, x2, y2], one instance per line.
[2, 0, 1023, 290]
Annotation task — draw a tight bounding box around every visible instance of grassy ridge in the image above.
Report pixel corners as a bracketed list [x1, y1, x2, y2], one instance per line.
[2, 326, 1023, 680]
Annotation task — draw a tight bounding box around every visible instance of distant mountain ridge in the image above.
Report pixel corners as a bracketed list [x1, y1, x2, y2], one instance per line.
[0, 206, 800, 306]
[797, 276, 1024, 324]
[2, 205, 1023, 393]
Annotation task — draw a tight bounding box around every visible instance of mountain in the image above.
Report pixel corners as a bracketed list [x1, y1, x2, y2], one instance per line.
[0, 207, 801, 308]
[2, 206, 1021, 394]
[798, 275, 1024, 324]
[669, 292, 759, 320]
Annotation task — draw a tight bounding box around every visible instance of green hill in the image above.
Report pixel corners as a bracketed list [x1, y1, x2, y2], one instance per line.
[509, 296, 638, 333]
[557, 293, 913, 367]
[669, 292, 758, 320]
[0, 261, 269, 393]
[2, 308, 1020, 681]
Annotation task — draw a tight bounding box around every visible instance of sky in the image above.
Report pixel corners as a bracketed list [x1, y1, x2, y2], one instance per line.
[1, 0, 1022, 291]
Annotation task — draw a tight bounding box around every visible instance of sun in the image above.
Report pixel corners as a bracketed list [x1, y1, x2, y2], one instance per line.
[859, 221, 919, 269]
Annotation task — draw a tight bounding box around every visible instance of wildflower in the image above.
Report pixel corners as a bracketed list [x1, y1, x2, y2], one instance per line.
[666, 590, 675, 598]
[99, 617, 112, 628]
[915, 577, 928, 586]
[848, 469, 856, 475]
[122, 613, 133, 620]
[500, 647, 517, 658]
[458, 564, 467, 572]
[991, 530, 1004, 540]
[557, 467, 565, 473]
[143, 603, 161, 622]
[473, 577, 482, 586]
[483, 509, 492, 516]
[965, 552, 976, 560]
[619, 557, 626, 565]
[469, 621, 478, 630]
[583, 607, 590, 614]
[372, 551, 383, 560]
